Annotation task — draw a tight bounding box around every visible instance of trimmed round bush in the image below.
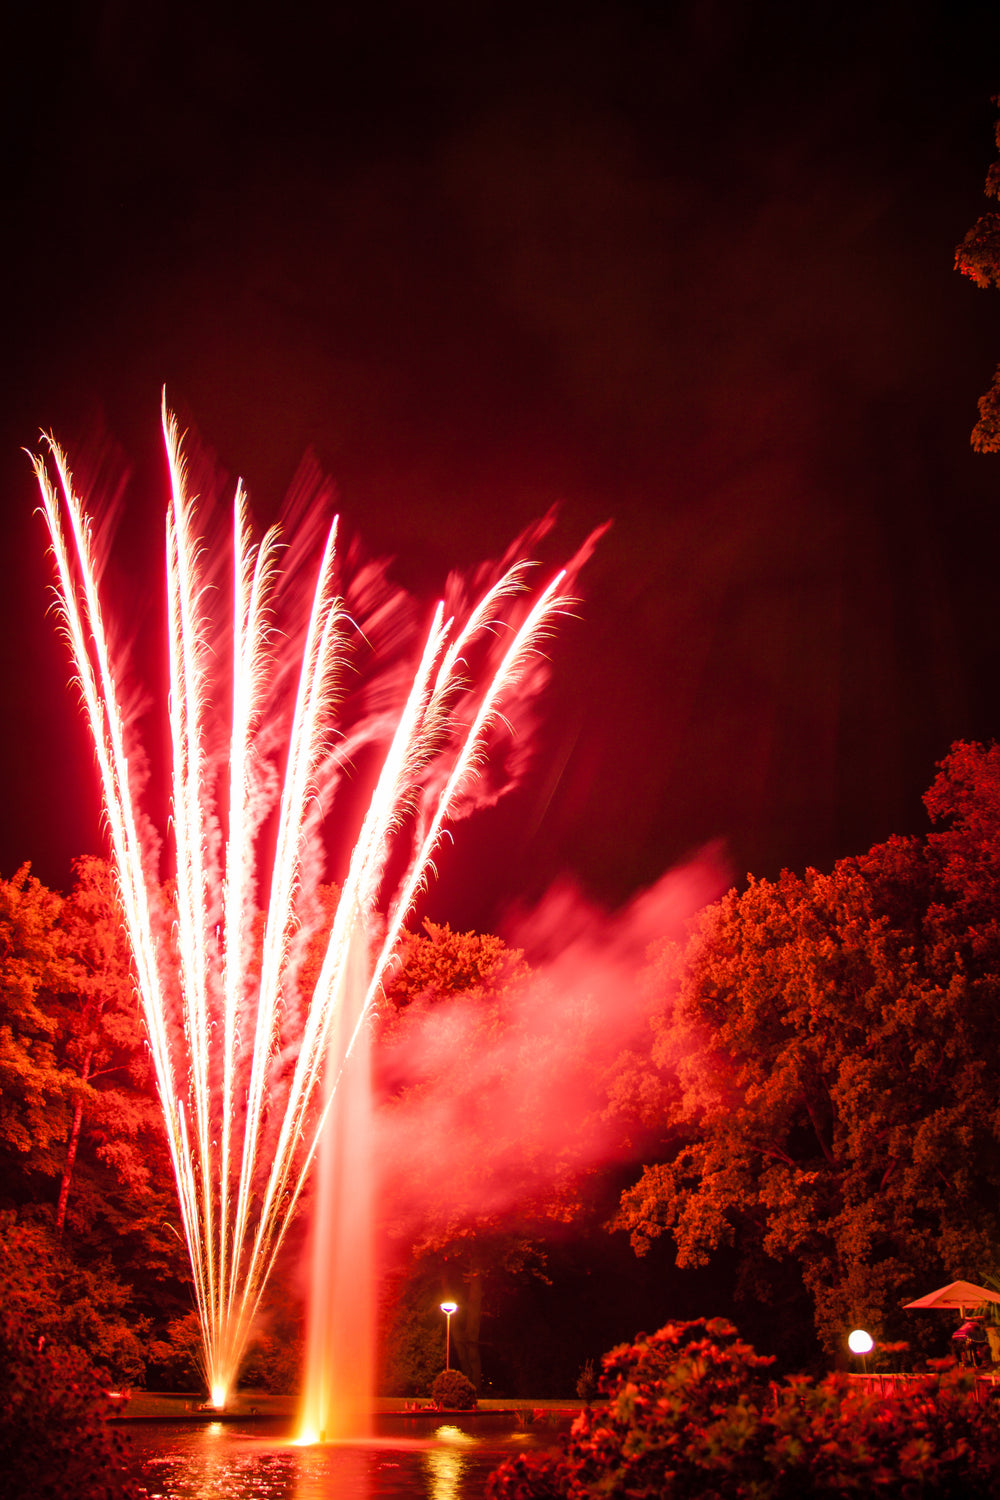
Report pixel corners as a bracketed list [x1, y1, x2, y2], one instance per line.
[432, 1367, 477, 1410]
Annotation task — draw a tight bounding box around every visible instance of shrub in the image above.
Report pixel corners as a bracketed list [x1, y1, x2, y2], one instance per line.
[487, 1318, 1000, 1498]
[0, 1214, 150, 1388]
[432, 1367, 477, 1410]
[0, 1306, 138, 1500]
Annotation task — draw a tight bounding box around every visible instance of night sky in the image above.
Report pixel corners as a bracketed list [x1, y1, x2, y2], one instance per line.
[3, 0, 1000, 936]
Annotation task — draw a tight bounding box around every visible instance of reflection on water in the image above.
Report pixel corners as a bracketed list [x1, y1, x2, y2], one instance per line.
[125, 1417, 564, 1500]
[425, 1424, 477, 1500]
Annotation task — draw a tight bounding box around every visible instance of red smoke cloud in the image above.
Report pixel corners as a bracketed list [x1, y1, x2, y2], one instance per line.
[375, 847, 728, 1248]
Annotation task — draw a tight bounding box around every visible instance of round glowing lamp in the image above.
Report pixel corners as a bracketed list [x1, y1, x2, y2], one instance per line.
[440, 1301, 458, 1370]
[848, 1329, 874, 1355]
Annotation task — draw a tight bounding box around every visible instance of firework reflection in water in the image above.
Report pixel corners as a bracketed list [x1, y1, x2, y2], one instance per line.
[32, 400, 598, 1421]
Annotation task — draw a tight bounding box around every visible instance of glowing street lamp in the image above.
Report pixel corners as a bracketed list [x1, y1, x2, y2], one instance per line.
[440, 1301, 458, 1371]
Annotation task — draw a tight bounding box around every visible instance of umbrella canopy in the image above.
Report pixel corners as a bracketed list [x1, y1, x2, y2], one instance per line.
[904, 1280, 1000, 1311]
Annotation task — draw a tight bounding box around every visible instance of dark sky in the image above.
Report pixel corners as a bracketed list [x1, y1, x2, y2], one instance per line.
[3, 0, 1000, 932]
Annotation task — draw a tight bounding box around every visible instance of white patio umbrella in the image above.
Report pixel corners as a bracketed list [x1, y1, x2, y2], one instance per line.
[904, 1280, 1000, 1317]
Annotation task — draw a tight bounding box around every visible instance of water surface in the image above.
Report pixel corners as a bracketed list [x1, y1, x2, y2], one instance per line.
[125, 1414, 567, 1499]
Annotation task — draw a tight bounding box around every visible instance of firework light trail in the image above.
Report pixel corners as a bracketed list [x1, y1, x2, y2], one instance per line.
[31, 400, 592, 1407]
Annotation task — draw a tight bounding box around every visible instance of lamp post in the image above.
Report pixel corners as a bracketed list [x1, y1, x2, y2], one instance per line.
[848, 1328, 874, 1376]
[440, 1301, 458, 1371]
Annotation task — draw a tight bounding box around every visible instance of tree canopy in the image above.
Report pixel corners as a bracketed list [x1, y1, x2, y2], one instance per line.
[0, 859, 190, 1386]
[955, 104, 1000, 450]
[616, 742, 1000, 1358]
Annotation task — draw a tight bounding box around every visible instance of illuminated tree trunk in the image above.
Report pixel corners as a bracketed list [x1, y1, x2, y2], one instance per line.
[55, 1045, 92, 1237]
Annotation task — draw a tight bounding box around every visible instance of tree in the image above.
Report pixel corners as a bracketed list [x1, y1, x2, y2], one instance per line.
[0, 1213, 149, 1386]
[955, 102, 1000, 450]
[0, 866, 80, 1189]
[924, 738, 1000, 952]
[0, 860, 172, 1233]
[51, 858, 145, 1235]
[378, 1262, 452, 1396]
[615, 786, 1000, 1358]
[384, 920, 528, 1010]
[378, 922, 543, 1390]
[49, 860, 189, 1321]
[0, 860, 191, 1382]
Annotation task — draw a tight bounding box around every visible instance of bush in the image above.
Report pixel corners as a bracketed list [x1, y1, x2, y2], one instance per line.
[0, 1306, 138, 1500]
[432, 1367, 477, 1410]
[0, 1214, 150, 1388]
[487, 1318, 1000, 1498]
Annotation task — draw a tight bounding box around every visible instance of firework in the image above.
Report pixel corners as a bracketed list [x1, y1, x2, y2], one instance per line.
[32, 399, 580, 1408]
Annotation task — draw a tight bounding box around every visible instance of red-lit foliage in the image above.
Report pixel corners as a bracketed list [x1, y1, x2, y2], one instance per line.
[487, 1319, 1000, 1499]
[955, 101, 1000, 451]
[431, 1367, 477, 1410]
[0, 1305, 138, 1500]
[616, 743, 1000, 1361]
[0, 860, 190, 1386]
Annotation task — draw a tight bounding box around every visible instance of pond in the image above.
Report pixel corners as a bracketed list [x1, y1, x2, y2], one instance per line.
[122, 1414, 570, 1500]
